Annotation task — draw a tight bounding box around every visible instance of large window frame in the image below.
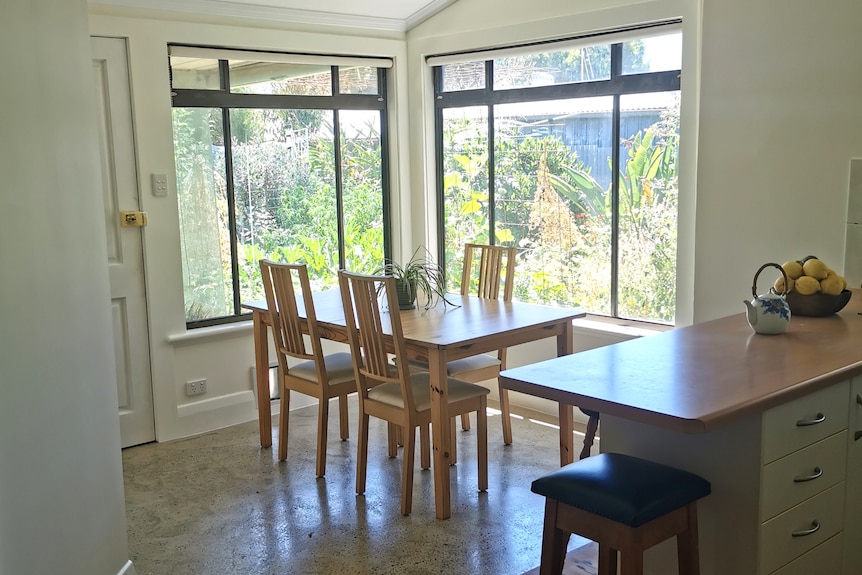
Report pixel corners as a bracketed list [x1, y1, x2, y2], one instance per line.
[169, 45, 392, 328]
[431, 23, 681, 323]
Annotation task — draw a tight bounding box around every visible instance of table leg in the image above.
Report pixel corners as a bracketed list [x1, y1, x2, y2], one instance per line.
[557, 320, 575, 465]
[558, 403, 574, 466]
[428, 348, 452, 519]
[253, 309, 272, 448]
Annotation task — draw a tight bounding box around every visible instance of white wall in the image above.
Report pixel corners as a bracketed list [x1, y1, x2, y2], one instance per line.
[694, 0, 862, 322]
[0, 1, 132, 574]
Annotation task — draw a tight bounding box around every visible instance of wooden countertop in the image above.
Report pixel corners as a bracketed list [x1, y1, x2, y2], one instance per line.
[500, 289, 862, 433]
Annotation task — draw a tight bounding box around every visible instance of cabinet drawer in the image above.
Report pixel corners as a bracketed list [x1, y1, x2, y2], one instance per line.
[762, 381, 849, 464]
[769, 533, 843, 575]
[760, 430, 847, 521]
[759, 482, 845, 574]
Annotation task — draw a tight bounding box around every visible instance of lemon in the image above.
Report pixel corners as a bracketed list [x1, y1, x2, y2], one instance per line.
[802, 258, 829, 280]
[781, 260, 804, 280]
[820, 274, 844, 296]
[795, 275, 821, 295]
[773, 275, 794, 294]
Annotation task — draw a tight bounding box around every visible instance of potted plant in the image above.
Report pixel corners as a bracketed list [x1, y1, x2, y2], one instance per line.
[373, 246, 455, 310]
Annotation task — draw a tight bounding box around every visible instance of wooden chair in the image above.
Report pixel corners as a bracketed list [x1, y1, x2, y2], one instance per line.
[410, 243, 518, 444]
[259, 260, 357, 477]
[338, 270, 490, 515]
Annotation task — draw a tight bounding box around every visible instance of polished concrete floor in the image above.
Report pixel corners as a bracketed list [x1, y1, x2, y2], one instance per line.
[122, 398, 596, 575]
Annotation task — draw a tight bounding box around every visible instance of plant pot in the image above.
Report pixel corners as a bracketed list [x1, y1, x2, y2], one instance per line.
[395, 278, 416, 310]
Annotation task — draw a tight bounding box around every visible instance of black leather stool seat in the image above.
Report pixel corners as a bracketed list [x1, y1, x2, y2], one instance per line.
[531, 453, 712, 527]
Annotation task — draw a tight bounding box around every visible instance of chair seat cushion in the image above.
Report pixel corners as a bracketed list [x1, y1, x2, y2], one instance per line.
[407, 354, 501, 376]
[530, 453, 711, 527]
[290, 352, 356, 385]
[368, 372, 490, 412]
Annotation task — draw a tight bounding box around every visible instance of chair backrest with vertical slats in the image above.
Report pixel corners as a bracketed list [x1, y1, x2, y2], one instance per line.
[460, 244, 517, 302]
[338, 270, 415, 408]
[260, 260, 324, 371]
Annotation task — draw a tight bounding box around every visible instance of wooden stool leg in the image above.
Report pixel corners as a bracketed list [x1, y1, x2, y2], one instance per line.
[677, 503, 701, 575]
[539, 500, 569, 575]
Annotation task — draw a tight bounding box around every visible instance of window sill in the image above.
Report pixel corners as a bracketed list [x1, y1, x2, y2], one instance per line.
[572, 315, 672, 338]
[167, 320, 254, 346]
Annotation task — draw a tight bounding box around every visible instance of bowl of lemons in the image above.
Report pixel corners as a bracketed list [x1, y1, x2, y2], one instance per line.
[777, 256, 852, 317]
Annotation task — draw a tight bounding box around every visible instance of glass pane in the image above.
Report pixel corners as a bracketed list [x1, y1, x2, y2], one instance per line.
[339, 110, 385, 272]
[616, 92, 680, 323]
[622, 32, 682, 75]
[494, 44, 611, 90]
[441, 106, 489, 291]
[441, 61, 485, 92]
[495, 97, 613, 314]
[229, 107, 338, 299]
[339, 66, 378, 95]
[172, 107, 232, 321]
[170, 56, 221, 90]
[229, 60, 332, 95]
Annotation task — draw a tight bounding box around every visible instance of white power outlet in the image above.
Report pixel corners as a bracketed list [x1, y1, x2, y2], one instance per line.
[185, 378, 207, 396]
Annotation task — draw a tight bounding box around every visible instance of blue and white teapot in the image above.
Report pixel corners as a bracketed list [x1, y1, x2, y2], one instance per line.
[743, 262, 791, 335]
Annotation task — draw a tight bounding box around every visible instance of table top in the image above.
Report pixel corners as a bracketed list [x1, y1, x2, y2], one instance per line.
[501, 289, 862, 433]
[243, 290, 585, 351]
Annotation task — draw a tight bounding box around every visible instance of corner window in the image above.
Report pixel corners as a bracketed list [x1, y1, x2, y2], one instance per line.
[432, 25, 681, 324]
[169, 46, 391, 326]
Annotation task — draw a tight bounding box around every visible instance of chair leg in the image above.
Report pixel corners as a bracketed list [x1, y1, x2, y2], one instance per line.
[580, 412, 600, 460]
[338, 394, 349, 441]
[387, 422, 398, 457]
[598, 544, 617, 575]
[677, 503, 701, 575]
[355, 411, 369, 495]
[477, 396, 488, 491]
[538, 500, 568, 575]
[278, 389, 290, 461]
[315, 397, 330, 477]
[420, 423, 431, 470]
[498, 384, 514, 445]
[450, 416, 457, 465]
[461, 412, 471, 431]
[400, 425, 416, 516]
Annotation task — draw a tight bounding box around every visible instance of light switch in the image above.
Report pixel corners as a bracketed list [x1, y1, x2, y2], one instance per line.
[151, 173, 168, 197]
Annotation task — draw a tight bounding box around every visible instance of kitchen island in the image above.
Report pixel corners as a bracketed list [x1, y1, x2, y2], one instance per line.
[500, 290, 862, 575]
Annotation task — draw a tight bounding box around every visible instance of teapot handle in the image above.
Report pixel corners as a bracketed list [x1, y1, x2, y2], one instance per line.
[752, 262, 789, 298]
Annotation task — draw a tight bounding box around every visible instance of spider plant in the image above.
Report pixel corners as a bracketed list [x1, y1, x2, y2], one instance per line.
[373, 246, 456, 310]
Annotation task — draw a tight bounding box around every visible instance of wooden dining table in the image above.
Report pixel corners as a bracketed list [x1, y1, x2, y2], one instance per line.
[243, 290, 584, 519]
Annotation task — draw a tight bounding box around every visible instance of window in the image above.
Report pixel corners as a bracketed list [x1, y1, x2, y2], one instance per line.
[169, 46, 391, 326]
[431, 25, 681, 324]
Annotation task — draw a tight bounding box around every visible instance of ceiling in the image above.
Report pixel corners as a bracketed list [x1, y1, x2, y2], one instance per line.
[90, 0, 458, 32]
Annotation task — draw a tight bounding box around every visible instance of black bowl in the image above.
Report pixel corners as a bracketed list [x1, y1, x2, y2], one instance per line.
[785, 289, 852, 317]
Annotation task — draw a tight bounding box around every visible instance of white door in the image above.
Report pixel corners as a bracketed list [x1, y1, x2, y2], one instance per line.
[91, 36, 156, 448]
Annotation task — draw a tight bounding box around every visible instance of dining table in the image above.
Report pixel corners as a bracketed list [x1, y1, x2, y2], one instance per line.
[243, 289, 585, 519]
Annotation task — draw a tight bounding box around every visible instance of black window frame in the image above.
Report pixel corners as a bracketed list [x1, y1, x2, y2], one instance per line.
[169, 45, 392, 328]
[431, 24, 681, 319]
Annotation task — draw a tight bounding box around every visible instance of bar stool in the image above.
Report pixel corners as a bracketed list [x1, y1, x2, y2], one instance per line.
[531, 452, 711, 575]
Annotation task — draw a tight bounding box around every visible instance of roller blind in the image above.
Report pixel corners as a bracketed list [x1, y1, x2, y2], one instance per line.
[169, 45, 393, 69]
[425, 20, 680, 67]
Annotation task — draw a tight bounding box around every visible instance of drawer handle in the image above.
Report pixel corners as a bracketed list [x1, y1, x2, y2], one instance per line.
[855, 431, 862, 442]
[793, 466, 823, 483]
[796, 413, 826, 427]
[791, 520, 821, 538]
[857, 393, 862, 406]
